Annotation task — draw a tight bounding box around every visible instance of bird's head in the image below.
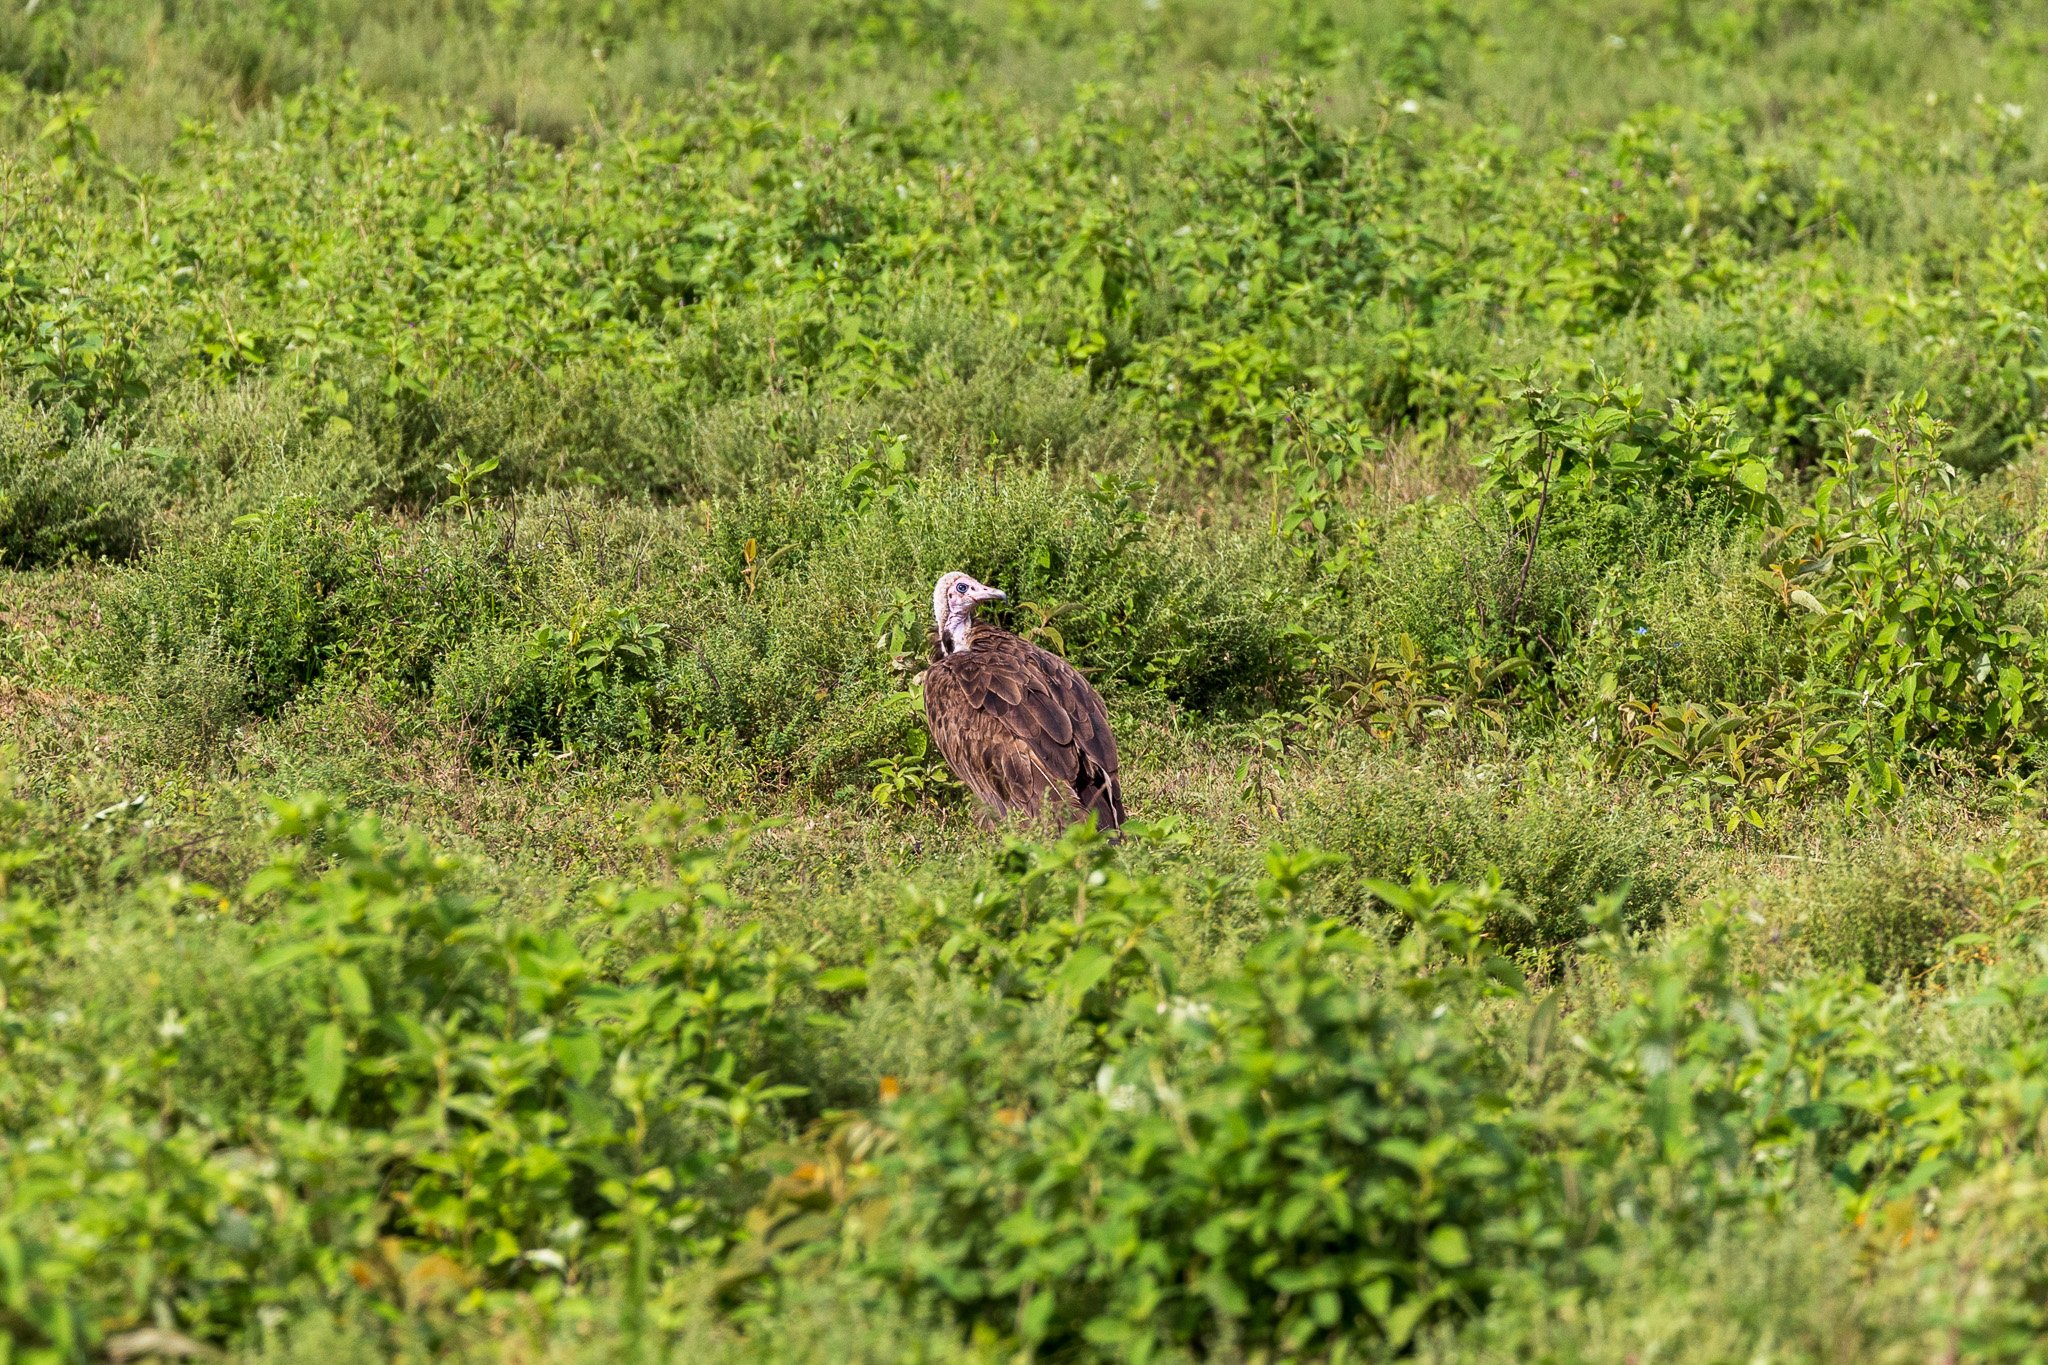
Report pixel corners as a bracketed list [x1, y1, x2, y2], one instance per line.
[933, 571, 1005, 652]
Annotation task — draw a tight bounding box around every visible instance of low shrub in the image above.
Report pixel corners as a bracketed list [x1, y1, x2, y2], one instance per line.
[1563, 533, 1808, 710]
[0, 385, 155, 567]
[8, 778, 2048, 1360]
[1764, 402, 2048, 792]
[1790, 839, 1998, 981]
[100, 502, 509, 717]
[1298, 760, 1683, 951]
[431, 605, 671, 759]
[142, 377, 382, 517]
[657, 455, 1305, 779]
[98, 500, 356, 714]
[120, 625, 255, 767]
[849, 880, 1556, 1358]
[0, 792, 838, 1354]
[1418, 1197, 1945, 1364]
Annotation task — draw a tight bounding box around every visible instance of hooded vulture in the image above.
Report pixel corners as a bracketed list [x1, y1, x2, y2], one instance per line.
[921, 571, 1126, 832]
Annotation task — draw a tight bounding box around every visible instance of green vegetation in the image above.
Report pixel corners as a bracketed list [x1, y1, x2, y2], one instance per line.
[6, 0, 2048, 1358]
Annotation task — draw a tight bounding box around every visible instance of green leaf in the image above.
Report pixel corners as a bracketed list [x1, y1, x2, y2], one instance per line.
[1019, 1290, 1054, 1341]
[1054, 945, 1115, 1001]
[1424, 1224, 1471, 1268]
[1384, 1293, 1430, 1347]
[302, 1022, 347, 1116]
[1375, 1136, 1427, 1170]
[1732, 459, 1769, 492]
[251, 940, 323, 974]
[550, 1029, 605, 1085]
[334, 962, 372, 1016]
[815, 966, 869, 992]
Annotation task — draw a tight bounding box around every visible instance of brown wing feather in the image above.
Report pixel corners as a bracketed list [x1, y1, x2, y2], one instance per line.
[923, 663, 1012, 815]
[922, 626, 1125, 830]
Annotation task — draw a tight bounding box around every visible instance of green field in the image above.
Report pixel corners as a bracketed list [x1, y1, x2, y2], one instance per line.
[5, 0, 2048, 1359]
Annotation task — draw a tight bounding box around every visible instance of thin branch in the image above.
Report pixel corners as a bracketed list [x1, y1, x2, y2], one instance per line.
[1508, 428, 1556, 627]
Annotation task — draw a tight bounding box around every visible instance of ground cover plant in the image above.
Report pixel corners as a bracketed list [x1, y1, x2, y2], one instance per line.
[6, 0, 2048, 1359]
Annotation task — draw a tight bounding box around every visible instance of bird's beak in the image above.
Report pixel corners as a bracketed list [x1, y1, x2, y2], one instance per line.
[972, 586, 1007, 605]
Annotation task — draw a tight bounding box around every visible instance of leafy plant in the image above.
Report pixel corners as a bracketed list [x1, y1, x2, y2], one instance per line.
[868, 723, 958, 811]
[848, 873, 1554, 1358]
[436, 450, 499, 523]
[1764, 399, 2048, 794]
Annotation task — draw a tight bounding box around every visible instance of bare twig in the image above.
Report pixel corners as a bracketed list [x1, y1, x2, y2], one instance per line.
[1507, 427, 1556, 626]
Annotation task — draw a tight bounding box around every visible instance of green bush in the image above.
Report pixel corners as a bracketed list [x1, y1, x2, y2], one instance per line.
[141, 377, 381, 517]
[0, 385, 155, 567]
[1299, 761, 1682, 951]
[1767, 401, 2048, 793]
[0, 791, 837, 1353]
[1793, 840, 1991, 981]
[100, 451, 1305, 778]
[100, 502, 508, 716]
[853, 881, 1556, 1358]
[120, 625, 255, 767]
[1565, 533, 1807, 709]
[665, 455, 1304, 778]
[1637, 305, 1906, 464]
[241, 797, 824, 1266]
[1418, 1198, 1943, 1364]
[432, 606, 671, 759]
[98, 501, 354, 714]
[7, 780, 2048, 1358]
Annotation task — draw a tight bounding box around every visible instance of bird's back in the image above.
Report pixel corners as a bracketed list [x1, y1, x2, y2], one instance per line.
[924, 625, 1125, 830]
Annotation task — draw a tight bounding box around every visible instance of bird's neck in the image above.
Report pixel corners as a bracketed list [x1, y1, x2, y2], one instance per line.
[943, 614, 978, 654]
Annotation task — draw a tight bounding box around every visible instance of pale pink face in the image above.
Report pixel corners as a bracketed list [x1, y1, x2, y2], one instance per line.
[933, 571, 1006, 645]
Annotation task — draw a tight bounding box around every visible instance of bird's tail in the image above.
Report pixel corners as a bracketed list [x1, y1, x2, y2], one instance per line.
[1077, 764, 1126, 834]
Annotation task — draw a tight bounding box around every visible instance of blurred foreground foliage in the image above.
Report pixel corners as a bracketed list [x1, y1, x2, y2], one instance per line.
[7, 791, 2048, 1360]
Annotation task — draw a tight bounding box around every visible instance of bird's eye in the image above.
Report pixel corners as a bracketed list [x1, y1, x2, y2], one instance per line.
[955, 583, 968, 593]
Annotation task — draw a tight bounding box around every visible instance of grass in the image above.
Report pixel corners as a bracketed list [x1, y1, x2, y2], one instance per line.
[4, 0, 2048, 1359]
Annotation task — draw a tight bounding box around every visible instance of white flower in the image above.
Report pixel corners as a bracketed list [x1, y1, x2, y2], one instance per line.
[1095, 1064, 1142, 1112]
[1398, 99, 1421, 115]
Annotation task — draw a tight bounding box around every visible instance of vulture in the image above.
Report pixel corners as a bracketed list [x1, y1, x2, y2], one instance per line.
[921, 571, 1126, 832]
